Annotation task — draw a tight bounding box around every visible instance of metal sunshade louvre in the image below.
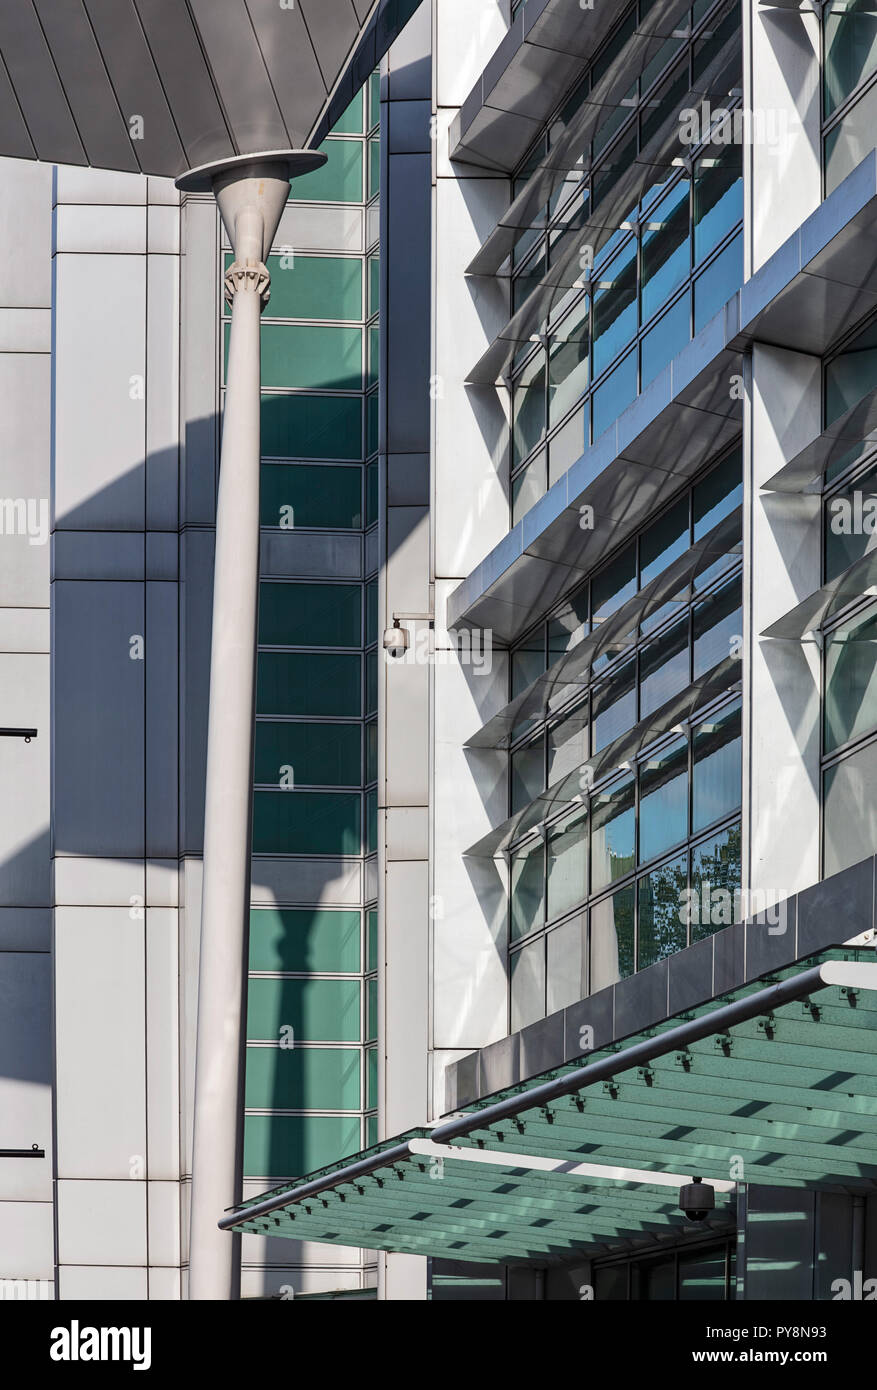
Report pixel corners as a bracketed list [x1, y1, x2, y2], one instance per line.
[761, 549, 877, 640]
[223, 952, 877, 1263]
[762, 383, 877, 494]
[464, 654, 741, 859]
[0, 0, 421, 180]
[466, 0, 694, 279]
[466, 31, 742, 386]
[466, 506, 742, 751]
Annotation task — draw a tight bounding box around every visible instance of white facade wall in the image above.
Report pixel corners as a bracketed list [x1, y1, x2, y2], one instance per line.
[0, 155, 53, 1295]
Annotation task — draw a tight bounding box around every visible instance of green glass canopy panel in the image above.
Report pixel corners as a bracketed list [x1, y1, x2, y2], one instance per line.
[222, 951, 877, 1265]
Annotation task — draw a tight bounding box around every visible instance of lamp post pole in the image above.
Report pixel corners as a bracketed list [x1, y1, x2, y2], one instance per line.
[176, 152, 325, 1301]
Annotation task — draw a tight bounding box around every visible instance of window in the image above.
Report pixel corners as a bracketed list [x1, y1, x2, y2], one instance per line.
[505, 0, 743, 522]
[505, 452, 743, 1026]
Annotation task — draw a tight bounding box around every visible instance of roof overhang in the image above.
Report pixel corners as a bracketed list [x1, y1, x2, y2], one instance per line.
[222, 952, 877, 1264]
[0, 0, 422, 181]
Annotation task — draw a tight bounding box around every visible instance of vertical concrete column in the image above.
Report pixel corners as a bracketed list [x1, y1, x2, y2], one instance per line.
[178, 155, 323, 1301]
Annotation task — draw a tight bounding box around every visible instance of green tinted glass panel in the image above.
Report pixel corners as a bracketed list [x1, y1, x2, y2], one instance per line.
[825, 605, 877, 752]
[249, 907, 361, 973]
[824, 3, 877, 116]
[366, 720, 377, 782]
[367, 977, 377, 1042]
[369, 256, 380, 315]
[366, 648, 377, 714]
[367, 1047, 378, 1110]
[247, 976, 361, 1041]
[261, 393, 362, 460]
[366, 789, 377, 854]
[244, 1114, 361, 1179]
[258, 254, 363, 321]
[288, 140, 364, 202]
[366, 579, 378, 646]
[368, 324, 379, 386]
[334, 88, 364, 134]
[369, 71, 380, 128]
[258, 582, 361, 648]
[367, 909, 378, 972]
[260, 462, 362, 529]
[367, 392, 379, 454]
[245, 1046, 361, 1111]
[367, 459, 378, 524]
[369, 138, 380, 198]
[257, 652, 361, 717]
[254, 721, 361, 787]
[251, 323, 362, 391]
[825, 462, 877, 580]
[252, 790, 361, 855]
[637, 853, 688, 969]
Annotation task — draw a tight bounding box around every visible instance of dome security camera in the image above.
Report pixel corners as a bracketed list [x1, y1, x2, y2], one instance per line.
[679, 1176, 715, 1223]
[382, 621, 409, 658]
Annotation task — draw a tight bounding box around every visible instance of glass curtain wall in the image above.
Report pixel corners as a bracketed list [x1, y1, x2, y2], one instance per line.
[508, 0, 743, 523]
[507, 449, 744, 1029]
[221, 80, 380, 1290]
[824, 1, 877, 194]
[820, 315, 877, 875]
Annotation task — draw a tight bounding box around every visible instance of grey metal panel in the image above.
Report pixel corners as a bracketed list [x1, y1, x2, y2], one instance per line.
[764, 384, 877, 493]
[132, 0, 236, 169]
[468, 508, 743, 749]
[244, 0, 327, 148]
[0, 54, 36, 161]
[449, 318, 744, 642]
[468, 0, 692, 276]
[299, 0, 360, 90]
[187, 0, 288, 153]
[32, 0, 139, 171]
[0, 0, 421, 178]
[52, 580, 146, 858]
[761, 549, 877, 640]
[84, 0, 186, 177]
[466, 656, 741, 858]
[450, 0, 621, 172]
[0, 1, 86, 165]
[738, 151, 877, 357]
